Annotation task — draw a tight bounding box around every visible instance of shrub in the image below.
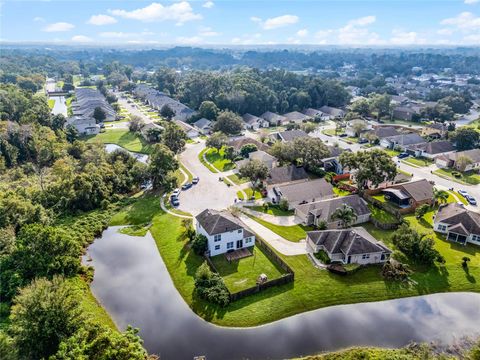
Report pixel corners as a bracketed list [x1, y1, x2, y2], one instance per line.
[278, 198, 289, 212]
[194, 263, 230, 307]
[316, 220, 328, 230]
[191, 234, 208, 255]
[382, 259, 411, 281]
[314, 249, 331, 264]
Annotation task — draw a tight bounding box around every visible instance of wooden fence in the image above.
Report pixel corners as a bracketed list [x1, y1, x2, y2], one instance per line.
[204, 236, 295, 303]
[363, 193, 403, 230]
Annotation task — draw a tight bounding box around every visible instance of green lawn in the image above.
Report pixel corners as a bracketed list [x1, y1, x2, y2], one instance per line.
[247, 215, 312, 242]
[211, 247, 286, 293]
[368, 204, 398, 224]
[204, 147, 235, 172]
[226, 173, 249, 185]
[237, 188, 263, 200]
[322, 128, 343, 136]
[198, 148, 218, 173]
[384, 149, 401, 157]
[48, 98, 55, 109]
[85, 129, 152, 154]
[433, 168, 480, 185]
[245, 204, 294, 216]
[180, 163, 194, 182]
[372, 194, 387, 203]
[333, 186, 351, 197]
[449, 190, 468, 205]
[402, 156, 433, 167]
[109, 193, 480, 327]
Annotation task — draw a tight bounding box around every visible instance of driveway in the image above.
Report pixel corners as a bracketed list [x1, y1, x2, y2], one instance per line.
[115, 92, 154, 124]
[177, 141, 239, 216]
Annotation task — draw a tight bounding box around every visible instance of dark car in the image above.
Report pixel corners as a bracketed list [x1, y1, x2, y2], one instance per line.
[466, 195, 477, 206]
[192, 177, 199, 184]
[358, 138, 368, 144]
[398, 152, 409, 159]
[181, 182, 192, 190]
[171, 198, 180, 206]
[339, 133, 348, 137]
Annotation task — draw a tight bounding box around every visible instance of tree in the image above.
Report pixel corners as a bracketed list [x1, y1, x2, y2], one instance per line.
[191, 234, 208, 255]
[148, 144, 179, 190]
[223, 145, 235, 162]
[205, 132, 228, 152]
[240, 143, 257, 158]
[65, 125, 78, 143]
[331, 204, 357, 228]
[9, 277, 83, 360]
[433, 188, 449, 205]
[415, 204, 430, 219]
[455, 155, 473, 172]
[51, 114, 67, 131]
[199, 100, 219, 120]
[92, 107, 106, 123]
[339, 149, 397, 191]
[301, 122, 317, 134]
[350, 98, 370, 117]
[351, 121, 367, 137]
[421, 103, 453, 122]
[439, 95, 471, 114]
[238, 159, 269, 197]
[462, 256, 471, 268]
[161, 122, 187, 154]
[160, 104, 175, 120]
[213, 110, 243, 135]
[450, 128, 480, 151]
[194, 263, 230, 307]
[128, 115, 145, 133]
[369, 93, 392, 120]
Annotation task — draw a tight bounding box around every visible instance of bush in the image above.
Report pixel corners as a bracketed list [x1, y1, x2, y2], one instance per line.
[191, 234, 208, 255]
[316, 220, 328, 230]
[314, 249, 331, 264]
[194, 263, 230, 307]
[382, 259, 411, 281]
[278, 198, 289, 212]
[451, 171, 461, 178]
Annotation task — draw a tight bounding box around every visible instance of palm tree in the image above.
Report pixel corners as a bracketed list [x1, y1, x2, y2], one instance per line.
[433, 188, 449, 205]
[331, 204, 357, 228]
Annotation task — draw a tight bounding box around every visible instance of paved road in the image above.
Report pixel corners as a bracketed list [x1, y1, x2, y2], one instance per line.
[115, 92, 154, 124]
[50, 95, 67, 117]
[177, 141, 239, 216]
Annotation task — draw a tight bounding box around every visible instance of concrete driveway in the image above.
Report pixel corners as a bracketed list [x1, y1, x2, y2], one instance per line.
[177, 141, 239, 216]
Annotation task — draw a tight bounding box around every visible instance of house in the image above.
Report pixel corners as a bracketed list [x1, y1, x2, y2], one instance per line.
[381, 179, 434, 210]
[174, 120, 199, 138]
[267, 178, 334, 210]
[265, 165, 309, 186]
[193, 118, 212, 134]
[433, 203, 480, 246]
[369, 126, 400, 140]
[437, 149, 480, 172]
[306, 228, 392, 265]
[405, 140, 455, 159]
[195, 209, 256, 257]
[345, 119, 372, 137]
[380, 133, 425, 150]
[421, 123, 447, 139]
[295, 195, 371, 228]
[272, 129, 309, 143]
[302, 108, 327, 120]
[320, 146, 351, 174]
[66, 116, 100, 135]
[319, 106, 346, 119]
[140, 122, 163, 141]
[260, 111, 287, 126]
[242, 113, 268, 130]
[228, 137, 270, 154]
[391, 95, 409, 105]
[283, 111, 311, 124]
[392, 105, 422, 121]
[71, 88, 116, 123]
[236, 150, 277, 170]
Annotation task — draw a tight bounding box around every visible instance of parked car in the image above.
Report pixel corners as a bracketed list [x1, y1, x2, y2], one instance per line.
[339, 133, 348, 138]
[398, 152, 409, 159]
[192, 177, 199, 184]
[172, 188, 181, 197]
[171, 198, 180, 206]
[458, 190, 469, 198]
[466, 195, 477, 206]
[181, 182, 192, 190]
[358, 138, 368, 144]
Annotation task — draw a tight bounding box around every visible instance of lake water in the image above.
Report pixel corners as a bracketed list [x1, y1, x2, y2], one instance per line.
[104, 143, 149, 164]
[86, 226, 480, 360]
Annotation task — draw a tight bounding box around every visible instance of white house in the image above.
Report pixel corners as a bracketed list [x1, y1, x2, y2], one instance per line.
[433, 203, 480, 246]
[174, 120, 199, 139]
[242, 113, 269, 130]
[195, 209, 256, 257]
[66, 116, 100, 135]
[306, 228, 392, 265]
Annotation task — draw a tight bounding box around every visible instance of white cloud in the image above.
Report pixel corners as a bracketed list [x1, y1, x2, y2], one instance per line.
[296, 29, 308, 37]
[251, 15, 299, 30]
[231, 33, 262, 45]
[43, 22, 75, 32]
[348, 15, 376, 26]
[33, 17, 45, 22]
[250, 16, 262, 24]
[441, 12, 480, 30]
[199, 27, 220, 37]
[390, 30, 426, 45]
[87, 14, 117, 26]
[71, 35, 93, 43]
[463, 33, 480, 43]
[202, 1, 214, 8]
[99, 31, 154, 39]
[109, 2, 201, 24]
[464, 0, 479, 4]
[315, 15, 383, 45]
[437, 28, 454, 35]
[176, 36, 204, 44]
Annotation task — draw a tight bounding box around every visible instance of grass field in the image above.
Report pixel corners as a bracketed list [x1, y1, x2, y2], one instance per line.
[333, 186, 351, 197]
[109, 193, 480, 327]
[245, 204, 294, 216]
[433, 168, 480, 185]
[402, 156, 433, 167]
[384, 149, 401, 157]
[226, 173, 249, 185]
[368, 204, 398, 224]
[48, 98, 55, 109]
[198, 148, 218, 173]
[247, 214, 312, 242]
[237, 188, 263, 200]
[86, 129, 152, 154]
[204, 147, 235, 171]
[211, 247, 286, 293]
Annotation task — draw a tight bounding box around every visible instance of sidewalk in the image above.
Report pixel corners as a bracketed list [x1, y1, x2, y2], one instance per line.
[241, 207, 301, 226]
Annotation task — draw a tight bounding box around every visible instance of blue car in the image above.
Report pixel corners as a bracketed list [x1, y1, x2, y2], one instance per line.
[181, 182, 193, 190]
[466, 195, 477, 206]
[397, 152, 409, 159]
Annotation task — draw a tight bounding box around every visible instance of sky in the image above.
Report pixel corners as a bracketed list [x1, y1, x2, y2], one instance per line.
[1, 0, 480, 46]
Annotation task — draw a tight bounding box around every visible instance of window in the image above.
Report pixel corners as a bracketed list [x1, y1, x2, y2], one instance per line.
[437, 224, 447, 232]
[238, 229, 242, 233]
[214, 245, 220, 250]
[362, 254, 370, 259]
[214, 234, 221, 242]
[245, 237, 253, 244]
[472, 234, 480, 242]
[227, 242, 234, 249]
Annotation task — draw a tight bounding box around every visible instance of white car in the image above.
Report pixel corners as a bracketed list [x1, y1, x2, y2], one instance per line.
[458, 190, 469, 198]
[172, 188, 181, 197]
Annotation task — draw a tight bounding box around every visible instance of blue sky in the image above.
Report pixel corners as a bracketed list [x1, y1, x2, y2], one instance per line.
[1, 0, 479, 46]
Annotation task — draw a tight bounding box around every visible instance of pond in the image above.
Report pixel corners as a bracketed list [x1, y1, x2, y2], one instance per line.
[104, 143, 149, 164]
[86, 226, 480, 360]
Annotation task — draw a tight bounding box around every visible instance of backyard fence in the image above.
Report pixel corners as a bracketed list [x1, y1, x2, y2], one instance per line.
[229, 273, 294, 302]
[363, 193, 403, 230]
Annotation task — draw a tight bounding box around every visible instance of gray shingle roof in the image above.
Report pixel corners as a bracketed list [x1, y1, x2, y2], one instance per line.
[449, 149, 480, 163]
[407, 140, 455, 155]
[388, 179, 433, 202]
[383, 133, 425, 146]
[260, 111, 286, 124]
[277, 129, 308, 142]
[295, 195, 370, 221]
[273, 178, 333, 203]
[196, 209, 254, 237]
[372, 126, 400, 138]
[283, 111, 310, 123]
[435, 203, 480, 235]
[228, 137, 269, 152]
[266, 165, 309, 185]
[194, 118, 212, 130]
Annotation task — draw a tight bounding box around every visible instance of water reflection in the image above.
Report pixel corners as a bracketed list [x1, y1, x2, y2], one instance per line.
[86, 227, 480, 360]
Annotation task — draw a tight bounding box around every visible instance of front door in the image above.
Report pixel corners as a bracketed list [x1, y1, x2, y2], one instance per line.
[347, 256, 351, 264]
[236, 239, 243, 249]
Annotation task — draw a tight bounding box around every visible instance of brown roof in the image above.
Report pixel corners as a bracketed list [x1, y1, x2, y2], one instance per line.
[389, 179, 433, 202]
[272, 178, 333, 203]
[435, 203, 480, 235]
[196, 209, 254, 237]
[449, 149, 480, 163]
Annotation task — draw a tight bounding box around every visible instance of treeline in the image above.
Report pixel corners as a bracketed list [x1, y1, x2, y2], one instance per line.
[0, 84, 154, 359]
[152, 67, 351, 115]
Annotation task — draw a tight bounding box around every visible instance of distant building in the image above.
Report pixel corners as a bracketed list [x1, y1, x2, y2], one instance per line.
[319, 106, 346, 119]
[271, 129, 309, 143]
[267, 178, 334, 209]
[193, 118, 213, 134]
[283, 111, 311, 124]
[174, 120, 199, 138]
[265, 165, 309, 186]
[434, 203, 480, 246]
[381, 179, 434, 210]
[66, 116, 99, 135]
[405, 140, 455, 159]
[260, 111, 287, 126]
[242, 113, 269, 130]
[380, 133, 425, 150]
